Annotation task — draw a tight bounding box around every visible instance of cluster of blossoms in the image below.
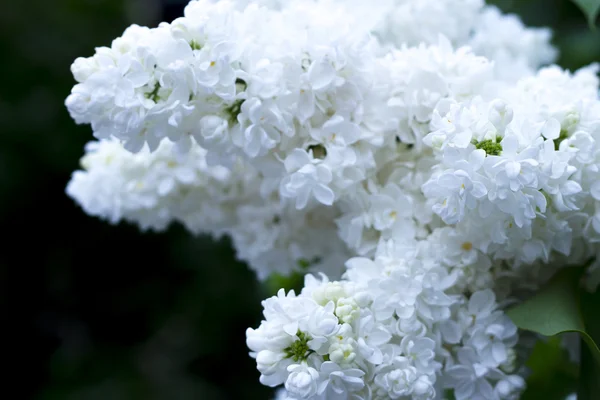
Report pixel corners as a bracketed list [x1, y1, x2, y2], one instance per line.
[64, 0, 600, 399]
[249, 241, 524, 400]
[67, 138, 348, 279]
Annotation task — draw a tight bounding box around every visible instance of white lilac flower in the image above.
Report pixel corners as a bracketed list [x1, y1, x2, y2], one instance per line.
[67, 138, 349, 280]
[248, 241, 524, 400]
[65, 1, 600, 398]
[228, 195, 351, 280]
[421, 64, 600, 270]
[467, 5, 558, 81]
[66, 138, 241, 234]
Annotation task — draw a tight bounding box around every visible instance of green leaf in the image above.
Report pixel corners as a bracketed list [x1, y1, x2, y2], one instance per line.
[572, 0, 600, 28]
[506, 267, 600, 365]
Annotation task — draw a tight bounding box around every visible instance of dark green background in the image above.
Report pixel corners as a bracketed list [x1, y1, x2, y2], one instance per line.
[2, 0, 598, 399]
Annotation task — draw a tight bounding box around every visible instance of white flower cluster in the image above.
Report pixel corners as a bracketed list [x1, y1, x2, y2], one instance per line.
[63, 0, 600, 398]
[249, 241, 524, 400]
[67, 138, 347, 279]
[66, 138, 241, 234]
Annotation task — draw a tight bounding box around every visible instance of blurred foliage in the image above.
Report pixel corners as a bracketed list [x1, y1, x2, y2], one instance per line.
[491, 0, 600, 70]
[521, 337, 579, 400]
[579, 289, 600, 399]
[2, 0, 272, 399]
[1, 0, 599, 399]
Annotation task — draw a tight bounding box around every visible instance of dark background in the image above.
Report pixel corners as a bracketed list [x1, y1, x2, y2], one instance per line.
[2, 0, 599, 399]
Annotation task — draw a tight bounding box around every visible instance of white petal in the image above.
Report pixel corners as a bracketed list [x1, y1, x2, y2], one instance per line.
[308, 59, 336, 91]
[313, 184, 335, 205]
[590, 181, 600, 200]
[542, 118, 561, 140]
[505, 161, 521, 179]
